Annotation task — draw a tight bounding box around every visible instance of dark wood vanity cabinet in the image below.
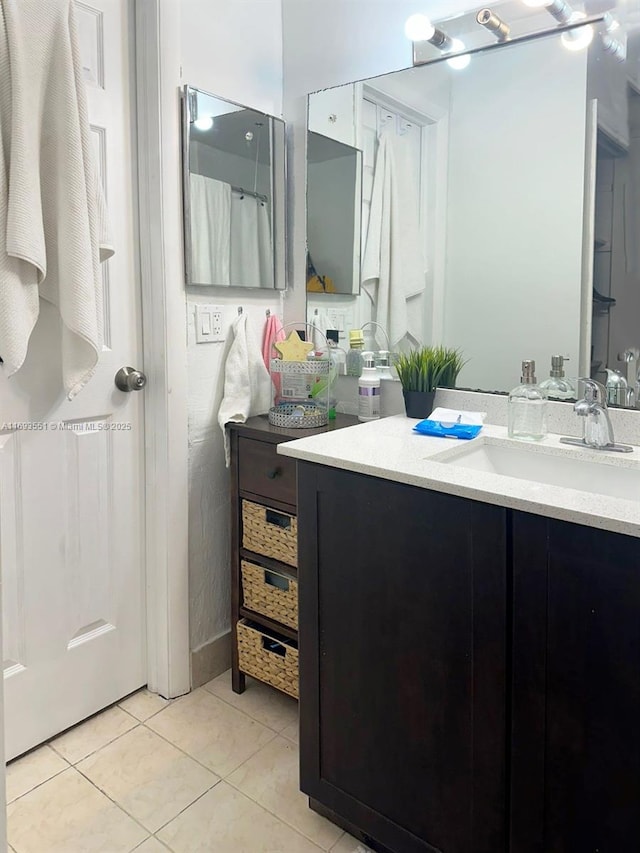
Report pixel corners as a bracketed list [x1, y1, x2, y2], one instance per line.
[297, 461, 640, 853]
[298, 462, 508, 853]
[510, 513, 640, 853]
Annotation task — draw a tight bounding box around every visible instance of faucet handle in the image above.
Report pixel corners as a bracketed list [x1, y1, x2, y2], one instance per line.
[577, 377, 607, 404]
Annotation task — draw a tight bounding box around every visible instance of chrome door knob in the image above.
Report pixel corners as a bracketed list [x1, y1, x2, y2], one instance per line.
[115, 366, 147, 392]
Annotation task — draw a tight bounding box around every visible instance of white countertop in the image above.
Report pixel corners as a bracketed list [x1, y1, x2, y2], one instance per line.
[278, 415, 640, 538]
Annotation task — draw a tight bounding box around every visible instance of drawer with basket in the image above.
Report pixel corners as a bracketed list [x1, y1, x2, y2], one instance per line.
[228, 415, 357, 698]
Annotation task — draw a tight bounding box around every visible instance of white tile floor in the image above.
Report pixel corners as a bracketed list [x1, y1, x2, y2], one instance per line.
[5, 671, 373, 853]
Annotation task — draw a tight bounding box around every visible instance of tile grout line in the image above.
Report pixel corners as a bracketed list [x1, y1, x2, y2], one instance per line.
[224, 772, 333, 852]
[150, 781, 325, 853]
[141, 717, 280, 782]
[199, 682, 293, 730]
[48, 707, 140, 765]
[71, 729, 223, 836]
[200, 680, 299, 734]
[8, 685, 303, 851]
[6, 762, 70, 807]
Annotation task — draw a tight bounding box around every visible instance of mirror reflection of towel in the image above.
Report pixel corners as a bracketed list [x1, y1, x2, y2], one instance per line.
[362, 127, 426, 347]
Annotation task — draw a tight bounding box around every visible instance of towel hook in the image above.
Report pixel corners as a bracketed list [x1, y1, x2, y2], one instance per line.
[266, 308, 271, 317]
[237, 306, 243, 315]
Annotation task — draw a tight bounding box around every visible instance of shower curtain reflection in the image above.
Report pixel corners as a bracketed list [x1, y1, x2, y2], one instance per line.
[189, 175, 273, 288]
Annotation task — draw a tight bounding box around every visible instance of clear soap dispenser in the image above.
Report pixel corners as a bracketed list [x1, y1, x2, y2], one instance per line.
[539, 355, 574, 400]
[508, 360, 548, 441]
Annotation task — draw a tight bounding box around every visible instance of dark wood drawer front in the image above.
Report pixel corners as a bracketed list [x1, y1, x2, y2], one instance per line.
[238, 437, 296, 506]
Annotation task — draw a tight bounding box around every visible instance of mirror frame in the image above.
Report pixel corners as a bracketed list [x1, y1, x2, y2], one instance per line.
[181, 84, 286, 290]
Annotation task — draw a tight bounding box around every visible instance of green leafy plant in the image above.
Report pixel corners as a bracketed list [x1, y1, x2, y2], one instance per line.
[395, 346, 466, 393]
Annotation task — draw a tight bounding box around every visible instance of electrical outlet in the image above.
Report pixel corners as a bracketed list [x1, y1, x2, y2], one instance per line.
[210, 307, 223, 340]
[195, 304, 224, 343]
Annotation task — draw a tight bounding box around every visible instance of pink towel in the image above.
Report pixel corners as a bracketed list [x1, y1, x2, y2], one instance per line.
[262, 314, 286, 402]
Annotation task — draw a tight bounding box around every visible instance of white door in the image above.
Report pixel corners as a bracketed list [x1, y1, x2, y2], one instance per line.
[0, 0, 146, 760]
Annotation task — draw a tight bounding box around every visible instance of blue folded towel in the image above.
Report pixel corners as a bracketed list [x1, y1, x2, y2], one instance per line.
[413, 419, 482, 440]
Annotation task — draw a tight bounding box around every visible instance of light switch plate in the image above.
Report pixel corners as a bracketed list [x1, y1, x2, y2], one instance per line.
[195, 304, 224, 343]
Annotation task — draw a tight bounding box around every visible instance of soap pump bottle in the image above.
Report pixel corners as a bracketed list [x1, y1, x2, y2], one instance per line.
[358, 352, 381, 422]
[539, 355, 574, 400]
[346, 330, 365, 377]
[508, 360, 548, 441]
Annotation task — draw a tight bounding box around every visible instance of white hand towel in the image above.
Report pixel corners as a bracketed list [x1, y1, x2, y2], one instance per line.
[0, 0, 113, 399]
[189, 174, 231, 285]
[218, 312, 273, 465]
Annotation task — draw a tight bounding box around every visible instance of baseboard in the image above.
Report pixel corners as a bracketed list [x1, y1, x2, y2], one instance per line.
[191, 631, 232, 688]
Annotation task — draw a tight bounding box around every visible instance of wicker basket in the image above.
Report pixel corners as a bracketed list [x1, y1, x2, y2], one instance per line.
[237, 619, 299, 699]
[242, 500, 298, 567]
[241, 560, 298, 629]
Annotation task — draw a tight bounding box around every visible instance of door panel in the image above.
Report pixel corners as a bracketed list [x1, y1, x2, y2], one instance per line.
[299, 463, 507, 853]
[511, 512, 640, 853]
[1, 0, 145, 759]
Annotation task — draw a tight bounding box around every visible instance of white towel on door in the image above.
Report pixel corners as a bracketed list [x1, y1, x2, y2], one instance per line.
[218, 312, 273, 465]
[189, 173, 231, 285]
[361, 127, 426, 347]
[0, 0, 113, 399]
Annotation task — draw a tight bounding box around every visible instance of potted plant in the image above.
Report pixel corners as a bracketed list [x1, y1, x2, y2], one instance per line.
[395, 346, 466, 419]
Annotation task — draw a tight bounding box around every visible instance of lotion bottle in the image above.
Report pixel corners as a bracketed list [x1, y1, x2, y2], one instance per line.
[508, 359, 548, 440]
[358, 352, 381, 422]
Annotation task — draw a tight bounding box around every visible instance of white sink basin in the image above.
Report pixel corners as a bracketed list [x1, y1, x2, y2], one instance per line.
[433, 438, 640, 502]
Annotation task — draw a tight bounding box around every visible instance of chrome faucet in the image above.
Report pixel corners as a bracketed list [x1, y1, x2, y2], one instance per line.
[560, 378, 633, 452]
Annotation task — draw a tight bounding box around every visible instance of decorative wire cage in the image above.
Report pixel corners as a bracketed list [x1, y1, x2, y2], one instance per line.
[268, 323, 331, 429]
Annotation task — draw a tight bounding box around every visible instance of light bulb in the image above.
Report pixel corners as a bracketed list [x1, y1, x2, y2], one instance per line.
[446, 39, 471, 69]
[194, 115, 214, 131]
[561, 13, 594, 51]
[404, 13, 435, 42]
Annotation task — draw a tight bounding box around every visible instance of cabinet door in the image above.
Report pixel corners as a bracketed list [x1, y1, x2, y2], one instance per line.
[298, 463, 507, 853]
[511, 512, 640, 853]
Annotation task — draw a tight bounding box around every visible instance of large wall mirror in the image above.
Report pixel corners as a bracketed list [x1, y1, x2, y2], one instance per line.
[306, 3, 640, 404]
[182, 86, 286, 289]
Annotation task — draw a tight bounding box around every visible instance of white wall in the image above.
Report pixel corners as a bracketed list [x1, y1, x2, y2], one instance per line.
[443, 37, 588, 392]
[181, 0, 283, 117]
[178, 0, 284, 659]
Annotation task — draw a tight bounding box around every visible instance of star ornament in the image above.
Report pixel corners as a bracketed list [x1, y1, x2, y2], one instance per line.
[274, 330, 314, 362]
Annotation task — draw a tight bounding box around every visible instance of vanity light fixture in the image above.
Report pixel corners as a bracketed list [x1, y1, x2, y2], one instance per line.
[601, 12, 625, 61]
[521, 0, 572, 24]
[404, 13, 436, 43]
[405, 13, 471, 69]
[446, 39, 472, 69]
[601, 32, 626, 61]
[521, 0, 594, 51]
[476, 8, 511, 41]
[560, 12, 594, 51]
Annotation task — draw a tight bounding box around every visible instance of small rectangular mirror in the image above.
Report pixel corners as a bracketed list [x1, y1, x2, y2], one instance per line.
[182, 85, 285, 289]
[306, 131, 362, 295]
